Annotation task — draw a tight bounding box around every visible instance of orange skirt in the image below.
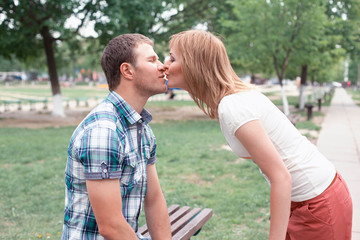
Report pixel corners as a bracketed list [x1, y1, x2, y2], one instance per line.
[286, 172, 353, 240]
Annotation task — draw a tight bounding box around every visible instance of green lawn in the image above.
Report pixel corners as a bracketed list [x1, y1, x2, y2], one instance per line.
[0, 85, 108, 99]
[0, 120, 270, 240]
[347, 88, 360, 106]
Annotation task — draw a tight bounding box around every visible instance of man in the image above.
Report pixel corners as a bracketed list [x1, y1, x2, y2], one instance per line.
[61, 34, 172, 240]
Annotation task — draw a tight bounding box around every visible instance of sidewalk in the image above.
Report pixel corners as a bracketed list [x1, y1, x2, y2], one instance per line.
[317, 87, 360, 239]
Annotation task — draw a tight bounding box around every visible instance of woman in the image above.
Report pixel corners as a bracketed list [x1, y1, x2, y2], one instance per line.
[163, 30, 353, 240]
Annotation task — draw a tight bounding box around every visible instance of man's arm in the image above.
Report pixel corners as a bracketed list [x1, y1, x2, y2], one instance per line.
[144, 164, 172, 240]
[86, 179, 138, 240]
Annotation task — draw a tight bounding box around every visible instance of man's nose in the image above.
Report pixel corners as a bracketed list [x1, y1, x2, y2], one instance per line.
[157, 61, 165, 72]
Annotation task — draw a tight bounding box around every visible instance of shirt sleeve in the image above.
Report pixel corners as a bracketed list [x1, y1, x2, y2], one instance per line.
[218, 93, 261, 135]
[77, 127, 123, 179]
[146, 126, 157, 165]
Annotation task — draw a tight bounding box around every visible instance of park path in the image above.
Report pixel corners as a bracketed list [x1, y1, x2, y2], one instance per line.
[317, 87, 360, 239]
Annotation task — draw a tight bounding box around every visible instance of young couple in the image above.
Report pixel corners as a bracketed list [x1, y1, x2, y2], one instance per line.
[61, 31, 352, 240]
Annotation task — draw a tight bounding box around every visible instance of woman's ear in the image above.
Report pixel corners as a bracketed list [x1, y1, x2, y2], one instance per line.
[120, 62, 134, 79]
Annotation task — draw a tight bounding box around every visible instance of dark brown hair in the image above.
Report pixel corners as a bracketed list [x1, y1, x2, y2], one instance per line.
[101, 34, 153, 91]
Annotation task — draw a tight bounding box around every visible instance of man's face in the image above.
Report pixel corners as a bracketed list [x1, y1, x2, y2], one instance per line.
[132, 43, 167, 97]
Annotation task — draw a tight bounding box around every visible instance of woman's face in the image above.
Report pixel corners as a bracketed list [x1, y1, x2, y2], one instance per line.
[164, 48, 188, 90]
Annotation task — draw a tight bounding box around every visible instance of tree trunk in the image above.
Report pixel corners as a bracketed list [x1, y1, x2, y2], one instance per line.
[299, 65, 308, 110]
[281, 84, 290, 116]
[277, 75, 290, 116]
[273, 52, 291, 116]
[251, 74, 255, 84]
[41, 26, 65, 117]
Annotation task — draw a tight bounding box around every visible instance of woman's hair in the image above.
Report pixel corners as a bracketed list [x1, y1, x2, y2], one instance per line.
[101, 33, 153, 91]
[169, 30, 252, 119]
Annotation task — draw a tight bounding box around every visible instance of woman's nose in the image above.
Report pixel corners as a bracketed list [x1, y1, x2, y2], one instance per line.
[163, 60, 169, 70]
[163, 56, 170, 68]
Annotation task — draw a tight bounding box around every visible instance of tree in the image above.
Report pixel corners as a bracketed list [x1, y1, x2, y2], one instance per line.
[0, 0, 102, 116]
[222, 0, 329, 115]
[0, 55, 24, 72]
[325, 0, 360, 86]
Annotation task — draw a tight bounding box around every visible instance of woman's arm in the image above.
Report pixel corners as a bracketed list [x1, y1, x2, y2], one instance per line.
[235, 120, 292, 240]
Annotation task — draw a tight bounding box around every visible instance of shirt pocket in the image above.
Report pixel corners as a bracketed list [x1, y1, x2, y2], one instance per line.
[120, 150, 142, 186]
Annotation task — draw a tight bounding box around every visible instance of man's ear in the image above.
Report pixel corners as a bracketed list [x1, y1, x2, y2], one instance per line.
[120, 62, 134, 80]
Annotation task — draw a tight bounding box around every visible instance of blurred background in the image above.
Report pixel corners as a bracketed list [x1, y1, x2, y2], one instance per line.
[1, 0, 359, 115]
[1, 1, 360, 239]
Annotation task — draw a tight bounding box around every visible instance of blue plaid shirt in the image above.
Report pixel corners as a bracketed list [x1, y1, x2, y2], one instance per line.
[61, 91, 157, 240]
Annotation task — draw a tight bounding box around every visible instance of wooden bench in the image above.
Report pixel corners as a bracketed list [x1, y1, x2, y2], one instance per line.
[139, 204, 213, 240]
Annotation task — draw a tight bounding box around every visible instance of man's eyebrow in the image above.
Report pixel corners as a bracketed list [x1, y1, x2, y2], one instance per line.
[146, 54, 159, 60]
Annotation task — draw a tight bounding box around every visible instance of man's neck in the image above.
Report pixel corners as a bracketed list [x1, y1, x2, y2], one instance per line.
[114, 88, 148, 114]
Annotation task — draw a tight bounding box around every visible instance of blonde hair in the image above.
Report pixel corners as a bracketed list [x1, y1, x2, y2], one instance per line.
[169, 30, 252, 119]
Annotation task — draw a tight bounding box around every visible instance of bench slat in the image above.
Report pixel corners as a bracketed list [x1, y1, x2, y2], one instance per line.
[138, 204, 181, 236]
[139, 205, 212, 239]
[170, 208, 201, 236]
[169, 206, 191, 225]
[142, 206, 192, 238]
[172, 208, 213, 240]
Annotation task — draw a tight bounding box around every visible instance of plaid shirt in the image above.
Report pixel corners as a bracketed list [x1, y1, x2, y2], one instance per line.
[61, 91, 157, 240]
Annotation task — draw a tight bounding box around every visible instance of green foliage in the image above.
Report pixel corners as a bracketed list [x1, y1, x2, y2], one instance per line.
[0, 0, 92, 61]
[349, 57, 360, 85]
[223, 0, 330, 84]
[1, 0, 360, 91]
[94, 0, 165, 46]
[0, 56, 24, 72]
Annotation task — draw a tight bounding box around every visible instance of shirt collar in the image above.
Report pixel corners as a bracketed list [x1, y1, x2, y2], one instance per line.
[106, 91, 152, 124]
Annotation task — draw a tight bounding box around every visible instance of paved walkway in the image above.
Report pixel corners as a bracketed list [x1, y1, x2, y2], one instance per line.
[317, 88, 360, 239]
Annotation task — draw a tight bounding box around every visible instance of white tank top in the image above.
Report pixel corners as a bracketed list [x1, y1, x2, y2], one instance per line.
[218, 90, 335, 201]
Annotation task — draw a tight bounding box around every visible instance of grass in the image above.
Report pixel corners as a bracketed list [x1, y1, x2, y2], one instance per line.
[271, 96, 299, 107]
[0, 84, 108, 99]
[0, 121, 270, 240]
[347, 88, 360, 106]
[1, 84, 330, 239]
[0, 127, 73, 239]
[294, 120, 321, 131]
[146, 99, 196, 108]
